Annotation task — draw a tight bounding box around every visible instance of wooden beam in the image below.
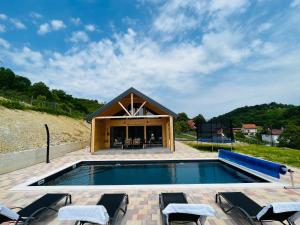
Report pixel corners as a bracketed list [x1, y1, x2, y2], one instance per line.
[94, 115, 170, 119]
[169, 116, 174, 152]
[134, 101, 147, 116]
[118, 101, 131, 116]
[131, 93, 134, 115]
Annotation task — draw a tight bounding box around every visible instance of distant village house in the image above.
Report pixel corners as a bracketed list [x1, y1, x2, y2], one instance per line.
[261, 128, 284, 145]
[241, 124, 257, 135]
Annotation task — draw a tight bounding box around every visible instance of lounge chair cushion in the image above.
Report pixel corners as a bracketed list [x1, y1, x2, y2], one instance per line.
[58, 205, 109, 224]
[163, 203, 215, 224]
[0, 204, 19, 220]
[257, 202, 300, 222]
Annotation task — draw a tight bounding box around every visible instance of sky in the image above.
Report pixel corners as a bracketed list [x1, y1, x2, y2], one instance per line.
[0, 0, 300, 119]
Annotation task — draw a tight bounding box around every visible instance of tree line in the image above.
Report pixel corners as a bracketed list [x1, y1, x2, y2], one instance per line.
[0, 67, 103, 117]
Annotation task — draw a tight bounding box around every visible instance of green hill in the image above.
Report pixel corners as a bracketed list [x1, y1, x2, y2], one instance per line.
[211, 102, 300, 128]
[0, 67, 103, 118]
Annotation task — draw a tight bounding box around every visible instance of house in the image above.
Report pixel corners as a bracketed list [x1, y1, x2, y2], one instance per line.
[241, 124, 257, 135]
[262, 128, 284, 145]
[86, 87, 177, 153]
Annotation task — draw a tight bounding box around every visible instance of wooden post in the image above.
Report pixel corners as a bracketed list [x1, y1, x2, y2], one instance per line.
[144, 125, 147, 148]
[91, 119, 95, 153]
[169, 116, 174, 152]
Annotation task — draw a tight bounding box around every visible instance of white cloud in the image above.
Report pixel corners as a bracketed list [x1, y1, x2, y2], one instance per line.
[1, 28, 251, 98]
[37, 20, 66, 35]
[85, 24, 96, 32]
[38, 23, 50, 35]
[1, 1, 299, 117]
[70, 17, 81, 25]
[152, 0, 249, 34]
[70, 31, 89, 42]
[1, 24, 299, 117]
[50, 20, 66, 30]
[0, 38, 10, 49]
[291, 0, 300, 7]
[30, 12, 42, 19]
[0, 13, 7, 20]
[257, 22, 272, 33]
[0, 24, 5, 32]
[10, 19, 26, 29]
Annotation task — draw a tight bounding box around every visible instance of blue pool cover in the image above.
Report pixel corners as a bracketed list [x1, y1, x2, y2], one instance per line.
[219, 149, 287, 179]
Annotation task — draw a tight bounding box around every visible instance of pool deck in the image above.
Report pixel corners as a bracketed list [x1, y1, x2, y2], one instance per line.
[1, 141, 300, 225]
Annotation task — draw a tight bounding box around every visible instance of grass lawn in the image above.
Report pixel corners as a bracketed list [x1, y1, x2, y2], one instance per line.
[186, 141, 300, 168]
[175, 132, 197, 141]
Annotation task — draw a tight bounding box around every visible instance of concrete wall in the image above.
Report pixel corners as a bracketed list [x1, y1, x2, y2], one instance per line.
[0, 141, 89, 174]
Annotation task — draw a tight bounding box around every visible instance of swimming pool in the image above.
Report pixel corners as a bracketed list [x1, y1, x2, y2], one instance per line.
[30, 160, 268, 186]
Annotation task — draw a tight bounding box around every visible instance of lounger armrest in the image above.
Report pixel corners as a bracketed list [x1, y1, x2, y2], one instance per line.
[11, 207, 24, 210]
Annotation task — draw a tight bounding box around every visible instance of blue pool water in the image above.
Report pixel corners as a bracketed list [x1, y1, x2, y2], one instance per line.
[32, 160, 267, 186]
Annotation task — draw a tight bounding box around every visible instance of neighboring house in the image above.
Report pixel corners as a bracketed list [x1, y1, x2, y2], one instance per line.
[262, 128, 284, 145]
[187, 119, 196, 130]
[241, 124, 257, 136]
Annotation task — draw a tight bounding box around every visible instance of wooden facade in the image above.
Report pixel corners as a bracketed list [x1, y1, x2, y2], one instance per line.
[87, 88, 177, 153]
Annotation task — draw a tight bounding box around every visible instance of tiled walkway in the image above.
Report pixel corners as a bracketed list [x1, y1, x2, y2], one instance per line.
[0, 141, 299, 225]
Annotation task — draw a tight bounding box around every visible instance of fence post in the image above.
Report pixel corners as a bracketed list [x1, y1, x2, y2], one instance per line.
[45, 124, 50, 163]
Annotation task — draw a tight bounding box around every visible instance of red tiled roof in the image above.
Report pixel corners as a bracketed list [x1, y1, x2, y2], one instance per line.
[242, 124, 257, 129]
[270, 129, 284, 135]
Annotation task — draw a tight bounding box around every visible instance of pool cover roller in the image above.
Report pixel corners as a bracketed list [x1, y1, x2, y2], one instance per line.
[218, 149, 287, 179]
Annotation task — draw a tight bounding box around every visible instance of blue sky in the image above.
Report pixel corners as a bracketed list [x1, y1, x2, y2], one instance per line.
[0, 0, 300, 118]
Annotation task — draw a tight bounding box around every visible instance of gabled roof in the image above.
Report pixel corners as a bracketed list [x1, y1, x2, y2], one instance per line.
[242, 124, 257, 129]
[86, 87, 177, 122]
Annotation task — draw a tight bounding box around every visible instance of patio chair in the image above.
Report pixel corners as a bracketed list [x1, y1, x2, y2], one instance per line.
[58, 193, 129, 225]
[123, 138, 132, 149]
[159, 192, 214, 225]
[132, 138, 141, 149]
[215, 192, 300, 225]
[0, 193, 72, 225]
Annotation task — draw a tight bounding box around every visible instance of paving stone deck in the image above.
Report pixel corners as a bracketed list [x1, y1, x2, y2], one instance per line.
[0, 141, 299, 225]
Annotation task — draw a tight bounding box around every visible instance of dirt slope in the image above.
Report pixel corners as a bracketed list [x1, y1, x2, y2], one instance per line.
[0, 106, 90, 153]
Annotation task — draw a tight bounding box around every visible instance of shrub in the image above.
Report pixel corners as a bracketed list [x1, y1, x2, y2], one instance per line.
[0, 99, 26, 110]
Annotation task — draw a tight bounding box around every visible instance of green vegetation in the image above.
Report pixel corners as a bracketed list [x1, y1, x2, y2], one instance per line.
[186, 142, 300, 168]
[175, 132, 197, 141]
[211, 102, 300, 128]
[0, 67, 103, 118]
[175, 112, 191, 134]
[176, 105, 300, 149]
[278, 124, 300, 149]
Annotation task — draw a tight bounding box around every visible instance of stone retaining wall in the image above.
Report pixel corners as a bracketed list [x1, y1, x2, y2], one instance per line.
[0, 141, 89, 174]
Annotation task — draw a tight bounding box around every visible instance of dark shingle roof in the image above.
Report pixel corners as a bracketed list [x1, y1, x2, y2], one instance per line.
[86, 87, 177, 123]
